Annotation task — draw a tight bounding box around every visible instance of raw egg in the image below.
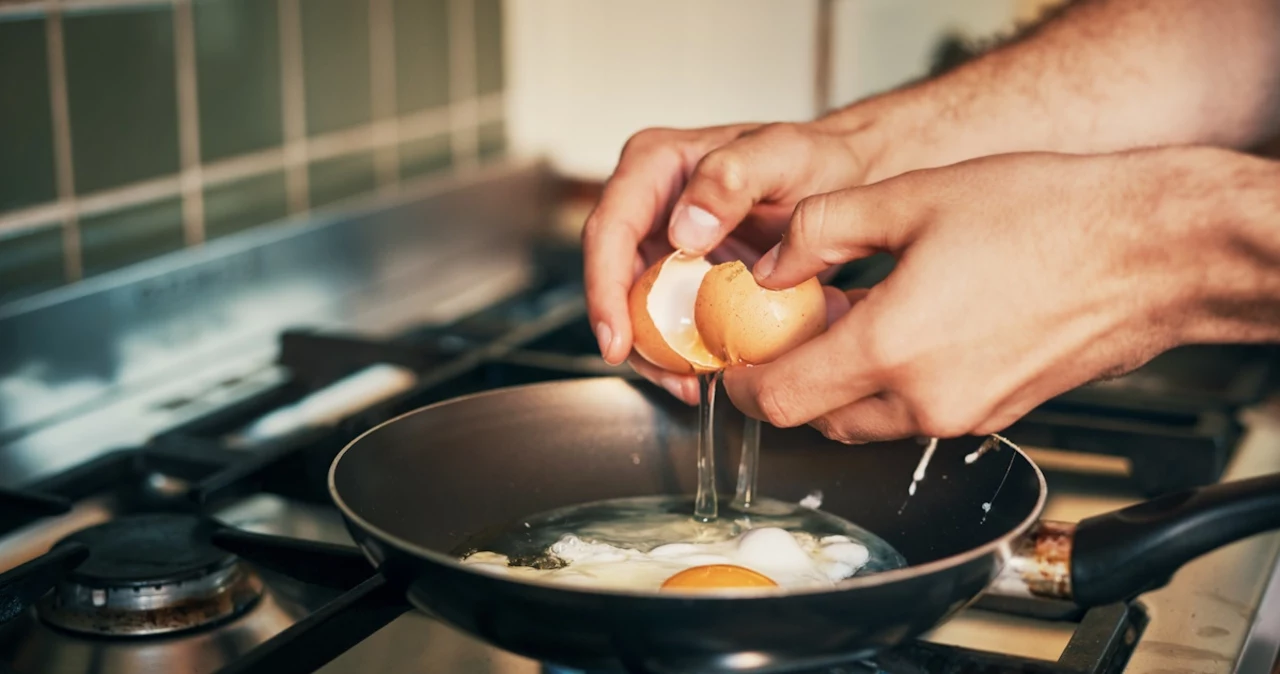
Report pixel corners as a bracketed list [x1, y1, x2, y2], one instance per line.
[629, 253, 827, 374]
[461, 527, 872, 594]
[660, 564, 778, 591]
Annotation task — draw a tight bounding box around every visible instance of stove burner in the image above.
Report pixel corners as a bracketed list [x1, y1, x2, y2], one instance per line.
[36, 514, 263, 637]
[58, 513, 232, 586]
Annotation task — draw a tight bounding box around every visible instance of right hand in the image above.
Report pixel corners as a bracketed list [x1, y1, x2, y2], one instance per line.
[582, 122, 870, 404]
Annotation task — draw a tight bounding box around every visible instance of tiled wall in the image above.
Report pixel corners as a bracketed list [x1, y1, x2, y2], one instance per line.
[0, 0, 507, 303]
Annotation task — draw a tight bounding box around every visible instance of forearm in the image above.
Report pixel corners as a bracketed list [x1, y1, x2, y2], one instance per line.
[823, 0, 1280, 183]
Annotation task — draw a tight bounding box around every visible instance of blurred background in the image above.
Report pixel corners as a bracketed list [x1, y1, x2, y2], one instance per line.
[0, 0, 1059, 305]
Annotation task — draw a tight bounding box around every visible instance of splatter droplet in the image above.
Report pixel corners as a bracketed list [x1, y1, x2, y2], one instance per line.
[799, 490, 823, 509]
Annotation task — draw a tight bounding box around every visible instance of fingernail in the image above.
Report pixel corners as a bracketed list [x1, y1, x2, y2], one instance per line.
[670, 205, 720, 252]
[595, 322, 614, 360]
[755, 244, 779, 280]
[660, 376, 681, 398]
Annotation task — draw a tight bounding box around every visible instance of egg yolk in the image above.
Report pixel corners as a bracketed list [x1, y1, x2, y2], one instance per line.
[660, 564, 778, 591]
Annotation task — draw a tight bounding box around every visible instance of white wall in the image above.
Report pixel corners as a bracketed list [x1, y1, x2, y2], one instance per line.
[504, 0, 1041, 181]
[830, 0, 1020, 106]
[504, 0, 818, 180]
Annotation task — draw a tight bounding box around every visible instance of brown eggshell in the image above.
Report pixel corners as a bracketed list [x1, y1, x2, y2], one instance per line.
[694, 261, 827, 365]
[629, 258, 696, 374]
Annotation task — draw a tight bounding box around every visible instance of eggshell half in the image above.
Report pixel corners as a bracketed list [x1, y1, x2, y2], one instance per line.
[629, 253, 724, 374]
[695, 260, 827, 366]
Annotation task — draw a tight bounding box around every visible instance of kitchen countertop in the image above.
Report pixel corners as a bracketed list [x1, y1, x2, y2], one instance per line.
[921, 400, 1280, 673]
[1119, 400, 1280, 674]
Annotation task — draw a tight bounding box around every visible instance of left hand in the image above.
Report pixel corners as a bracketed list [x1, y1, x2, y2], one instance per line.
[723, 149, 1217, 442]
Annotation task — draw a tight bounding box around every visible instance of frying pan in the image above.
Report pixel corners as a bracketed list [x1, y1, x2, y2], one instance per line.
[328, 377, 1280, 673]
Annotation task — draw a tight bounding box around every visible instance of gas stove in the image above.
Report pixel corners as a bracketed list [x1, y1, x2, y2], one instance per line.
[1, 161, 1278, 674]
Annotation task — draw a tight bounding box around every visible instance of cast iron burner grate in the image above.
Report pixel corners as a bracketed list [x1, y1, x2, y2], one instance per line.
[0, 514, 265, 641]
[58, 513, 234, 587]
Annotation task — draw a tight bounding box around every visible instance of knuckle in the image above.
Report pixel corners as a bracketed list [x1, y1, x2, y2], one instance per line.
[790, 196, 844, 267]
[790, 195, 826, 240]
[579, 214, 604, 249]
[972, 419, 1008, 437]
[620, 127, 668, 157]
[972, 403, 1030, 437]
[754, 121, 803, 142]
[858, 323, 907, 377]
[811, 417, 860, 445]
[695, 149, 748, 193]
[754, 376, 803, 428]
[911, 398, 978, 439]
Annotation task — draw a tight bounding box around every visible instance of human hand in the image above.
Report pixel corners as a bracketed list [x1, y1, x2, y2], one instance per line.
[723, 149, 1224, 442]
[582, 122, 868, 404]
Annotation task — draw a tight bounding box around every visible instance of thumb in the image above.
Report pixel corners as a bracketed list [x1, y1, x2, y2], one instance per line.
[668, 124, 861, 255]
[753, 181, 926, 290]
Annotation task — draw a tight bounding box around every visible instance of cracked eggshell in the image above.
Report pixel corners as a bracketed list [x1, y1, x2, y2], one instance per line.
[629, 253, 725, 375]
[694, 260, 827, 366]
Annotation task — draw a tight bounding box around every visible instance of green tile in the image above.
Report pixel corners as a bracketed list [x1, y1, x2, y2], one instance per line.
[398, 134, 452, 180]
[477, 119, 506, 160]
[0, 17, 58, 215]
[300, 0, 371, 135]
[308, 152, 376, 209]
[0, 226, 65, 302]
[64, 6, 180, 194]
[204, 170, 289, 240]
[194, 0, 284, 162]
[474, 0, 503, 96]
[80, 197, 184, 277]
[393, 0, 449, 114]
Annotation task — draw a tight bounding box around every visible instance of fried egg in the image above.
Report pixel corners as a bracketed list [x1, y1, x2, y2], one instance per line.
[460, 527, 871, 594]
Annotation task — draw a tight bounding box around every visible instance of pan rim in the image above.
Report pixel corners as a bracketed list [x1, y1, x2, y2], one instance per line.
[328, 377, 1049, 601]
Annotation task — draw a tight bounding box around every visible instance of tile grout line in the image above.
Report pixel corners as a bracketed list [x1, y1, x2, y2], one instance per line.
[369, 0, 399, 192]
[448, 0, 479, 172]
[173, 0, 205, 245]
[0, 204, 68, 237]
[278, 0, 309, 214]
[0, 1, 49, 19]
[43, 0, 82, 282]
[0, 0, 172, 18]
[76, 175, 182, 216]
[60, 0, 169, 9]
[475, 90, 503, 125]
[306, 125, 376, 164]
[0, 103, 490, 239]
[399, 105, 454, 144]
[201, 147, 287, 187]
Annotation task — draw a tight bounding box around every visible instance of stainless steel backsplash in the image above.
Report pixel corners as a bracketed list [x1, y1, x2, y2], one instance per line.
[0, 160, 556, 448]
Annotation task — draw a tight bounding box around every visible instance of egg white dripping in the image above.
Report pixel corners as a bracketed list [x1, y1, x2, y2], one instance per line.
[900, 433, 1025, 520]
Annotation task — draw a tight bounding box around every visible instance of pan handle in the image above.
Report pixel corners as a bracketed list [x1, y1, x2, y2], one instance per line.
[1070, 472, 1280, 606]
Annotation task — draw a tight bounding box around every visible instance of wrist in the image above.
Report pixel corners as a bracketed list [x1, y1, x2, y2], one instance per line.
[1157, 149, 1280, 346]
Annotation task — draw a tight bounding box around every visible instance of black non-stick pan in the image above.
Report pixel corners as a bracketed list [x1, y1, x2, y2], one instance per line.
[328, 377, 1280, 673]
